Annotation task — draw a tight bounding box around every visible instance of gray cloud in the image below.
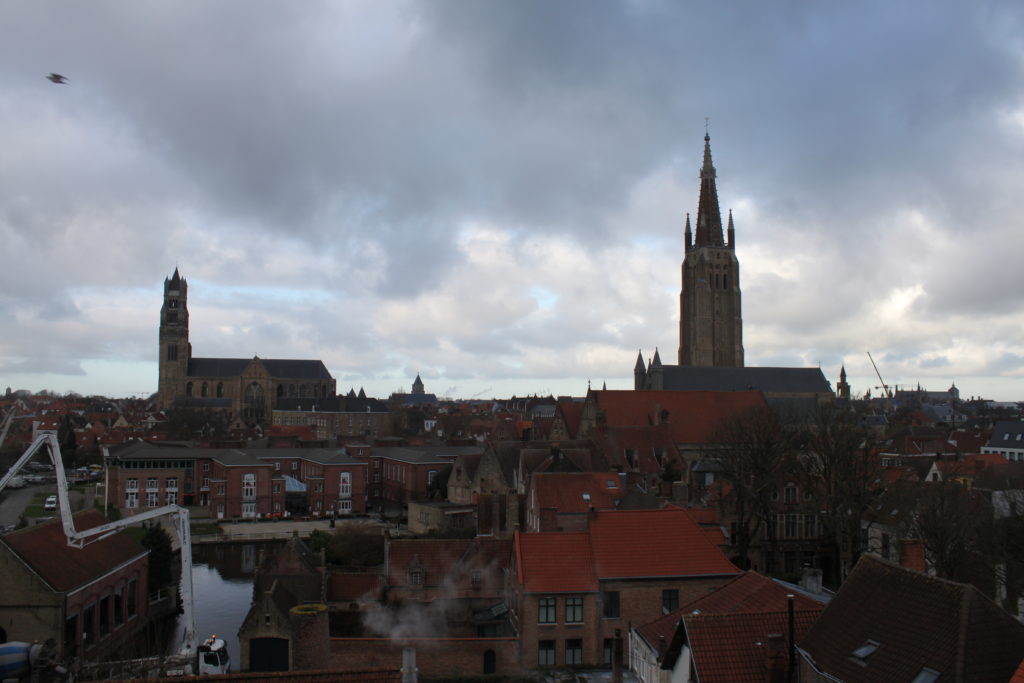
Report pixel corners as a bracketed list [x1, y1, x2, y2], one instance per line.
[2, 1, 1024, 399]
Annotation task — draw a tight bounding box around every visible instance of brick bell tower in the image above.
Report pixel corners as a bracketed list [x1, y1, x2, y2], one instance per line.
[158, 268, 191, 409]
[678, 132, 744, 367]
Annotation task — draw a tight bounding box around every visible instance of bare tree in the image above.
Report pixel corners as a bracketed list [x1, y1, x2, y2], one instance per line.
[711, 405, 796, 570]
[798, 402, 884, 584]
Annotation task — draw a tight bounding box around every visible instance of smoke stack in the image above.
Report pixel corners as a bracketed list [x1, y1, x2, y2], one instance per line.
[401, 647, 418, 683]
[900, 539, 927, 573]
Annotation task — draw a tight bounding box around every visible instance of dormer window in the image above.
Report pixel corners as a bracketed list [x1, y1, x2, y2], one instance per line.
[910, 667, 940, 683]
[850, 640, 880, 665]
[410, 570, 423, 586]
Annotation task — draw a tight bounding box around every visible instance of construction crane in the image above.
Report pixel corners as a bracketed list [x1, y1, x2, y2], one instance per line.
[0, 434, 229, 678]
[866, 352, 893, 399]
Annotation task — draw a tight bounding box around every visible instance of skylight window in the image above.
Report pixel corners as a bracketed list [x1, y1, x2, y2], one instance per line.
[582, 493, 591, 501]
[910, 667, 940, 683]
[850, 640, 880, 665]
[606, 480, 616, 488]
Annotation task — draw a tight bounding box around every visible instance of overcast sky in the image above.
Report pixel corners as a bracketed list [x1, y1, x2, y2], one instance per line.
[2, 1, 1024, 402]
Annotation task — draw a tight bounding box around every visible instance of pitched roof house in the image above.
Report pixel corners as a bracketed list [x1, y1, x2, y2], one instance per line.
[798, 555, 1024, 683]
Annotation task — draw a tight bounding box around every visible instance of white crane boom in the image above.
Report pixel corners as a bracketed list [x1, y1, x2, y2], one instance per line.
[0, 434, 198, 660]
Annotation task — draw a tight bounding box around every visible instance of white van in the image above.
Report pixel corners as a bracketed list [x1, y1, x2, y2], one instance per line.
[43, 496, 57, 512]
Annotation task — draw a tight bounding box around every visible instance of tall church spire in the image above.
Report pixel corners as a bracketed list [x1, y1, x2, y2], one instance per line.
[679, 131, 743, 368]
[694, 133, 725, 247]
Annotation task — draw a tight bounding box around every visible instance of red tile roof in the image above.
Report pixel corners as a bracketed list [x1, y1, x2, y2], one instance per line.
[590, 390, 768, 443]
[515, 531, 597, 593]
[530, 472, 625, 514]
[685, 609, 822, 683]
[2, 509, 146, 592]
[556, 401, 585, 438]
[636, 571, 824, 649]
[1011, 657, 1024, 683]
[588, 508, 738, 579]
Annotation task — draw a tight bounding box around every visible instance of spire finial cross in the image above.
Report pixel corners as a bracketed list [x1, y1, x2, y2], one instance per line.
[705, 117, 710, 136]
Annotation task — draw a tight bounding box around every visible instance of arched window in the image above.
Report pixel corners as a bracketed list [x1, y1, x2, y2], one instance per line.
[185, 382, 193, 397]
[299, 384, 307, 398]
[201, 382, 209, 398]
[216, 382, 224, 398]
[243, 382, 265, 423]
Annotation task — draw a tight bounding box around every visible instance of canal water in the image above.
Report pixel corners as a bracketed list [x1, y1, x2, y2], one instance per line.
[175, 541, 282, 669]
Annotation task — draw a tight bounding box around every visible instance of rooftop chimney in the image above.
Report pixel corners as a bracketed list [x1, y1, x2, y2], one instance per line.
[900, 539, 927, 573]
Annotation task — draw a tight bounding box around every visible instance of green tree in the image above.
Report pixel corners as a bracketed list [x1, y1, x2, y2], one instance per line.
[141, 524, 175, 590]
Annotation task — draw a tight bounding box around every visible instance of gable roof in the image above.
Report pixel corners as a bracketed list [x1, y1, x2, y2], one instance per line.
[515, 531, 597, 593]
[588, 508, 738, 579]
[636, 570, 824, 650]
[530, 472, 625, 514]
[187, 357, 332, 380]
[589, 390, 769, 444]
[988, 420, 1024, 449]
[799, 555, 1024, 682]
[555, 401, 585, 438]
[685, 609, 822, 683]
[1, 510, 146, 593]
[659, 366, 833, 394]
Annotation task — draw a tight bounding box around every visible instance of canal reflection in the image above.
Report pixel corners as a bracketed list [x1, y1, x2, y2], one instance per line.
[178, 541, 284, 668]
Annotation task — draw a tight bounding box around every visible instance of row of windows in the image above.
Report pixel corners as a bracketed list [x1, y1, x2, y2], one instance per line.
[538, 639, 583, 667]
[538, 596, 584, 624]
[66, 578, 138, 656]
[119, 460, 193, 470]
[125, 477, 179, 491]
[125, 491, 177, 507]
[770, 513, 818, 539]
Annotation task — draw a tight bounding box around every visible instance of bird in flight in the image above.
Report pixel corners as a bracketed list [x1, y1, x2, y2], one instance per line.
[46, 73, 68, 84]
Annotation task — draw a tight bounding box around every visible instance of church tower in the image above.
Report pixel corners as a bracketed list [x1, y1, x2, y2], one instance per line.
[158, 268, 191, 409]
[678, 133, 744, 367]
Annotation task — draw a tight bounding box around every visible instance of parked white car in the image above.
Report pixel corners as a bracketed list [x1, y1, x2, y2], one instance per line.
[43, 495, 57, 511]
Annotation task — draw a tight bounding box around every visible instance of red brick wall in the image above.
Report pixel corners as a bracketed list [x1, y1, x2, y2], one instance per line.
[330, 638, 519, 676]
[517, 593, 600, 668]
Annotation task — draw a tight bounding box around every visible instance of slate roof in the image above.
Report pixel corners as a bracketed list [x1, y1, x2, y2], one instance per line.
[988, 420, 1024, 449]
[659, 366, 832, 394]
[1, 509, 147, 593]
[799, 555, 1024, 683]
[685, 609, 822, 683]
[386, 537, 513, 599]
[374, 447, 455, 465]
[187, 357, 332, 380]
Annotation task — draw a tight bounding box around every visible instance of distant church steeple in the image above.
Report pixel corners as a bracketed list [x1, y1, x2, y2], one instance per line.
[678, 132, 744, 368]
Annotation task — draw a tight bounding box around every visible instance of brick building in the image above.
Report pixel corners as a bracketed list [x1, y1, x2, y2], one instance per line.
[0, 510, 149, 663]
[107, 441, 367, 518]
[512, 507, 739, 670]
